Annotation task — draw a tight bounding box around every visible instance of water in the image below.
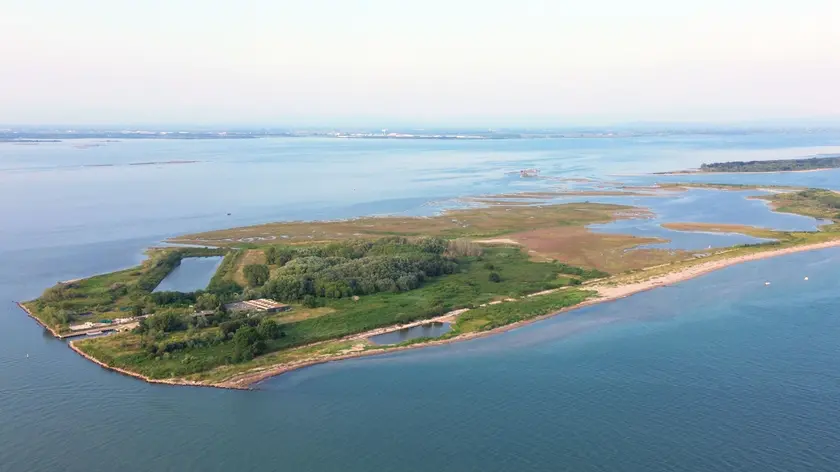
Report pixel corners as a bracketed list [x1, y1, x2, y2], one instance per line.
[153, 257, 223, 292]
[3, 133, 840, 471]
[368, 322, 452, 345]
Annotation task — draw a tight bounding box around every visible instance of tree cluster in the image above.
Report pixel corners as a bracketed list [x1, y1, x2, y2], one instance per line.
[260, 237, 457, 302]
[243, 264, 270, 287]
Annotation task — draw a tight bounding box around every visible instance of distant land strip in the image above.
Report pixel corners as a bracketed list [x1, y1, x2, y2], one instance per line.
[658, 155, 840, 174]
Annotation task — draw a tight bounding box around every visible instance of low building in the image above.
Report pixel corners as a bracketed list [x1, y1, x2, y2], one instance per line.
[224, 298, 291, 314]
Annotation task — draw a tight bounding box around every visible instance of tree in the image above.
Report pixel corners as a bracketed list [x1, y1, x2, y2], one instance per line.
[130, 304, 144, 317]
[257, 319, 282, 340]
[275, 248, 295, 266]
[232, 326, 266, 361]
[303, 295, 319, 308]
[207, 279, 242, 299]
[195, 293, 220, 311]
[243, 264, 270, 287]
[220, 320, 243, 337]
[265, 247, 278, 265]
[144, 312, 186, 333]
[488, 272, 501, 283]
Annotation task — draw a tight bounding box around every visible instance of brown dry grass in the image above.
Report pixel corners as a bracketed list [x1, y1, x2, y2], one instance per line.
[495, 226, 686, 273]
[232, 249, 267, 286]
[170, 203, 644, 246]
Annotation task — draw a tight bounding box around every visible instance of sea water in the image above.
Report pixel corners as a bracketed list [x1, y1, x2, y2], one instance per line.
[2, 134, 840, 471]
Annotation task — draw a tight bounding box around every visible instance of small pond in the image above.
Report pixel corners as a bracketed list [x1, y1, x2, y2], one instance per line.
[153, 256, 223, 293]
[368, 322, 452, 345]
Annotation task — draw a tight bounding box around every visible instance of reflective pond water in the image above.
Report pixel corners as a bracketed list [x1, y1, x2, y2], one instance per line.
[369, 322, 452, 345]
[153, 256, 223, 292]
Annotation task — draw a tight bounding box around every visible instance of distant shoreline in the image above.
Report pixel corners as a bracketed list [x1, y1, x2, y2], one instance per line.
[654, 168, 836, 176]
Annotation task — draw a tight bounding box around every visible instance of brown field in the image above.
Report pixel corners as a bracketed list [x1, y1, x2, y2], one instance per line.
[479, 226, 687, 272]
[232, 249, 267, 286]
[171, 203, 646, 246]
[168, 203, 687, 272]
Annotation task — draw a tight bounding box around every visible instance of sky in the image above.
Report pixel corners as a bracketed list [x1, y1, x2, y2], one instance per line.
[2, 0, 839, 126]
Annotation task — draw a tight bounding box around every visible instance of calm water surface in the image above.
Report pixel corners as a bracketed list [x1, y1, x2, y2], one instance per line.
[2, 134, 840, 471]
[153, 257, 223, 293]
[369, 322, 452, 345]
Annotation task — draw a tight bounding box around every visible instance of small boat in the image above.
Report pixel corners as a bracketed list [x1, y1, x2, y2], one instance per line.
[764, 282, 771, 286]
[804, 276, 809, 281]
[86, 330, 103, 336]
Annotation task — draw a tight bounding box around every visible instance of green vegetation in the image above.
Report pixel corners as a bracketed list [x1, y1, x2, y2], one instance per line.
[71, 241, 605, 380]
[261, 237, 459, 302]
[25, 247, 226, 330]
[699, 156, 840, 173]
[763, 188, 840, 224]
[243, 264, 270, 287]
[448, 289, 593, 334]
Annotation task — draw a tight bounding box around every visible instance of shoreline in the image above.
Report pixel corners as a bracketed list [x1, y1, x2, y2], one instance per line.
[653, 168, 835, 176]
[67, 341, 249, 390]
[217, 238, 840, 389]
[20, 238, 840, 391]
[16, 302, 61, 338]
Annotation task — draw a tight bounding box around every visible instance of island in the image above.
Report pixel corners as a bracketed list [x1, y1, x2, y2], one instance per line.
[18, 187, 840, 389]
[661, 155, 840, 174]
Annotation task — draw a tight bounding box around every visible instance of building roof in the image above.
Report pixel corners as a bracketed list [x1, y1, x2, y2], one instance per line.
[224, 298, 289, 312]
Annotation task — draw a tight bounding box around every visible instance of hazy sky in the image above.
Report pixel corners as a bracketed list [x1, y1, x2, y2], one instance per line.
[2, 0, 839, 125]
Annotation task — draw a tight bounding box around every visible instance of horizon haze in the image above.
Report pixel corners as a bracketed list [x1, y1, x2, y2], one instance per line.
[3, 0, 839, 125]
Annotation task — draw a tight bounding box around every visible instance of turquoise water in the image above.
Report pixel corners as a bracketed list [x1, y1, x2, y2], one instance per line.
[3, 134, 840, 471]
[153, 256, 223, 292]
[368, 322, 452, 345]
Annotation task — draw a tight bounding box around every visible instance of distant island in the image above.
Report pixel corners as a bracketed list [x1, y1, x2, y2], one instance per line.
[693, 155, 840, 173]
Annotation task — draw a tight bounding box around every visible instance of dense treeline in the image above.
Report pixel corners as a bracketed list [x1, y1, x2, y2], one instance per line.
[700, 156, 840, 173]
[260, 237, 458, 302]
